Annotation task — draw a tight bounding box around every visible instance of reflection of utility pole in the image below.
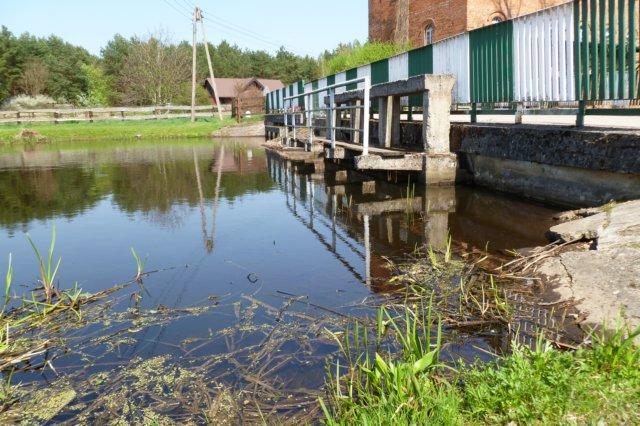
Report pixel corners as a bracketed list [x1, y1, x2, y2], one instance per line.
[210, 145, 225, 247]
[190, 8, 198, 122]
[193, 148, 213, 252]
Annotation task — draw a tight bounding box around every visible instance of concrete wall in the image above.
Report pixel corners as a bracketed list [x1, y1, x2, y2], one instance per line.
[455, 124, 640, 207]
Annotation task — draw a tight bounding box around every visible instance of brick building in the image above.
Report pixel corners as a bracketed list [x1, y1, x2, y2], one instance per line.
[369, 0, 571, 46]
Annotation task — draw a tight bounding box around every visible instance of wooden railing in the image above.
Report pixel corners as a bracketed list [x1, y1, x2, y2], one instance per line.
[0, 105, 232, 124]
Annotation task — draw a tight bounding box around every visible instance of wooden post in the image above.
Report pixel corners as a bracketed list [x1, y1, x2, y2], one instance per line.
[190, 7, 198, 123]
[198, 8, 223, 120]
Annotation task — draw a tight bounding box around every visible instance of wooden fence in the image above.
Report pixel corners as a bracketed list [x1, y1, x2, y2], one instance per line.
[0, 105, 232, 124]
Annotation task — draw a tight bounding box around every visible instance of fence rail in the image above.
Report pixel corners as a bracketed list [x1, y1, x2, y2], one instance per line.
[0, 105, 231, 124]
[266, 0, 639, 125]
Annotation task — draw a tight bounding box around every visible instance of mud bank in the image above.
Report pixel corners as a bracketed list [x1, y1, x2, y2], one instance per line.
[212, 121, 265, 137]
[536, 199, 640, 331]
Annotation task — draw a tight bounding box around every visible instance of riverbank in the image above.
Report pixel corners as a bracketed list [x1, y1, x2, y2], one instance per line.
[322, 304, 640, 425]
[0, 116, 263, 143]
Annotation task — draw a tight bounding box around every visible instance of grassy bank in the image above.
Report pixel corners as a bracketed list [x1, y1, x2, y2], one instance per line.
[0, 116, 262, 143]
[323, 305, 640, 425]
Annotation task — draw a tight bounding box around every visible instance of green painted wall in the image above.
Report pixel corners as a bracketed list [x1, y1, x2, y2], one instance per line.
[346, 68, 358, 91]
[371, 59, 389, 85]
[469, 20, 514, 103]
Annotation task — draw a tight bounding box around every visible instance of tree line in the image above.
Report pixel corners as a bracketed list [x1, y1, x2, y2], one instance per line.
[0, 26, 321, 107]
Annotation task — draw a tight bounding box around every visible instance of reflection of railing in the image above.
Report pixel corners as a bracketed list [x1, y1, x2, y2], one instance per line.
[0, 105, 231, 124]
[267, 154, 369, 284]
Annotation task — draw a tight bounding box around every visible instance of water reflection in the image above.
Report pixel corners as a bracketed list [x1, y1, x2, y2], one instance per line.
[266, 152, 555, 292]
[0, 139, 562, 422]
[0, 140, 273, 239]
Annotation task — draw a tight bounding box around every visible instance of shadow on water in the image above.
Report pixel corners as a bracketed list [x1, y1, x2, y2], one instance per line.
[0, 138, 564, 423]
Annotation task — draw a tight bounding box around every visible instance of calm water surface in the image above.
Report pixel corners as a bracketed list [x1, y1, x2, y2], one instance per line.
[0, 138, 560, 422]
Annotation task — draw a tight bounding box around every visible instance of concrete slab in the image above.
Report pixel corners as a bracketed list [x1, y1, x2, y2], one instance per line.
[538, 199, 640, 332]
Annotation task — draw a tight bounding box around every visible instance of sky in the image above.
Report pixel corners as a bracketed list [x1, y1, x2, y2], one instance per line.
[0, 0, 368, 57]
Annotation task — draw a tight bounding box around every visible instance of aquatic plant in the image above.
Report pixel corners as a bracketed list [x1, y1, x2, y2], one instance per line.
[2, 254, 12, 316]
[26, 227, 61, 303]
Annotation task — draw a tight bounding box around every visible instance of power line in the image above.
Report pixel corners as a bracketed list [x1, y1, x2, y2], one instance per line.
[160, 0, 192, 21]
[165, 0, 302, 53]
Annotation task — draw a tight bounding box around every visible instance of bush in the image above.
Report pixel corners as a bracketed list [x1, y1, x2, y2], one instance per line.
[320, 41, 411, 76]
[1, 94, 56, 111]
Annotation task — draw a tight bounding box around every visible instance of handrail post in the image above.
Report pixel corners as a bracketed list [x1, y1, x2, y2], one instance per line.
[292, 106, 297, 142]
[362, 76, 371, 156]
[328, 89, 336, 150]
[283, 101, 289, 146]
[306, 94, 313, 151]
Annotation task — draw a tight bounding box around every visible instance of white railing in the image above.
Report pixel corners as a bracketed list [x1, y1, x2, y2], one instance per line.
[281, 76, 372, 155]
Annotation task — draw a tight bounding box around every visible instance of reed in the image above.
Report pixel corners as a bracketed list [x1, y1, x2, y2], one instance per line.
[26, 227, 61, 303]
[2, 254, 12, 316]
[130, 247, 146, 282]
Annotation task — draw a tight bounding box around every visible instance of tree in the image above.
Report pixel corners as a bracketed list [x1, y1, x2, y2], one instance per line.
[19, 58, 49, 96]
[118, 32, 190, 105]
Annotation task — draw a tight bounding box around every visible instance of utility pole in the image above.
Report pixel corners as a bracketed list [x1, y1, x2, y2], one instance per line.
[198, 8, 223, 120]
[190, 7, 198, 122]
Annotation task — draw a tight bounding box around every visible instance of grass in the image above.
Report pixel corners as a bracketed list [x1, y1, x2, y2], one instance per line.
[322, 302, 640, 425]
[0, 116, 262, 144]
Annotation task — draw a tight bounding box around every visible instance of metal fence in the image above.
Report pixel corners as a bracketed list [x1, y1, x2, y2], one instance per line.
[273, 76, 372, 154]
[265, 0, 639, 124]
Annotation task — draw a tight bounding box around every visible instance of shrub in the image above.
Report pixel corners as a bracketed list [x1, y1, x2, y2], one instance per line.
[320, 41, 411, 76]
[1, 94, 56, 111]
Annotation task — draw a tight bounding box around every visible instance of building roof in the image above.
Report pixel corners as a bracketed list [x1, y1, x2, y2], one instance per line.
[203, 77, 285, 99]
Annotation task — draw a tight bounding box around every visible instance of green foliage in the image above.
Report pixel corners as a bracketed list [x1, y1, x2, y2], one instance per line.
[0, 26, 321, 107]
[77, 63, 110, 106]
[324, 305, 640, 425]
[0, 26, 92, 103]
[320, 41, 411, 76]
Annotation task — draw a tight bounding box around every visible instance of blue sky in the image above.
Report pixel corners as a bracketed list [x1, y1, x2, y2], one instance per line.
[1, 0, 368, 57]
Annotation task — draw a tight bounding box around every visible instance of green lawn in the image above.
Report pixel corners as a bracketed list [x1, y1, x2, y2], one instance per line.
[0, 116, 262, 143]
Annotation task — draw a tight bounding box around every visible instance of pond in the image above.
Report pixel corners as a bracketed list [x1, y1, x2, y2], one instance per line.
[0, 138, 562, 423]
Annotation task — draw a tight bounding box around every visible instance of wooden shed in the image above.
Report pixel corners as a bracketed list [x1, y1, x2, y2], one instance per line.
[203, 77, 284, 117]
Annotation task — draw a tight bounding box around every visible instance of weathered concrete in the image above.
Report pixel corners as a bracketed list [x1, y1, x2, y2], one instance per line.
[355, 154, 424, 171]
[464, 154, 640, 207]
[537, 200, 640, 332]
[422, 75, 456, 154]
[422, 153, 458, 186]
[457, 123, 640, 174]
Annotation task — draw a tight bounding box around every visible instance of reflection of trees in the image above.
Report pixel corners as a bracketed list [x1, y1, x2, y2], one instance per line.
[0, 167, 105, 234]
[0, 145, 275, 232]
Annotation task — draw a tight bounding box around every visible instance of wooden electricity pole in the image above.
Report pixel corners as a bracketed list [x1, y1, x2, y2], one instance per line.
[190, 7, 198, 122]
[197, 8, 223, 120]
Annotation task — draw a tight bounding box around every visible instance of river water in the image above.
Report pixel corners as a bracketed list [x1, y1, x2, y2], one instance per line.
[0, 138, 561, 423]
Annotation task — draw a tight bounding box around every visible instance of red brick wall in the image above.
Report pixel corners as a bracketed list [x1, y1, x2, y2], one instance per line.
[467, 0, 571, 32]
[408, 0, 467, 46]
[369, 0, 400, 43]
[369, 0, 572, 47]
